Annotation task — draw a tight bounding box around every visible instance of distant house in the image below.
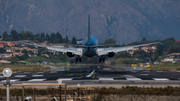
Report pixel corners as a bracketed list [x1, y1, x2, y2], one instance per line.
[163, 57, 178, 63]
[76, 39, 83, 44]
[6, 47, 14, 53]
[0, 54, 12, 59]
[0, 60, 11, 64]
[128, 45, 157, 55]
[18, 60, 26, 64]
[10, 52, 24, 57]
[167, 53, 180, 58]
[0, 42, 7, 48]
[41, 54, 49, 58]
[7, 41, 19, 47]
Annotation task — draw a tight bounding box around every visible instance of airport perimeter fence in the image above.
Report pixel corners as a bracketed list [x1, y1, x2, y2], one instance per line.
[0, 84, 180, 101]
[0, 83, 97, 101]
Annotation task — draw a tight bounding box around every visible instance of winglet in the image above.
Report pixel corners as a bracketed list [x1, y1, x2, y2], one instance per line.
[158, 42, 164, 45]
[17, 34, 22, 44]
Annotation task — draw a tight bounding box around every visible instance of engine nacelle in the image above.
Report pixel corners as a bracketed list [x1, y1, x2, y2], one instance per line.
[67, 52, 74, 57]
[107, 52, 115, 57]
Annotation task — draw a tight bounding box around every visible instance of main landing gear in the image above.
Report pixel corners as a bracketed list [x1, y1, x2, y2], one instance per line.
[76, 56, 81, 63]
[99, 57, 105, 62]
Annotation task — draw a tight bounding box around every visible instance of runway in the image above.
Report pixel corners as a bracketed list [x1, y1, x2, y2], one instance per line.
[0, 65, 180, 86]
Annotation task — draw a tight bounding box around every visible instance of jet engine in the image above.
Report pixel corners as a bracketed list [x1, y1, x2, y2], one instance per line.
[67, 52, 74, 57]
[107, 52, 115, 57]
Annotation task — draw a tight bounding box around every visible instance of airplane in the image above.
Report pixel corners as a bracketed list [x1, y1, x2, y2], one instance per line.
[19, 15, 162, 63]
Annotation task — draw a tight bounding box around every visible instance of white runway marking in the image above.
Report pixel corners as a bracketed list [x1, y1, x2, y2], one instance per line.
[99, 78, 114, 80]
[153, 78, 169, 80]
[86, 70, 95, 77]
[139, 74, 149, 76]
[126, 78, 142, 80]
[57, 78, 73, 81]
[28, 79, 46, 81]
[14, 75, 26, 77]
[24, 72, 31, 74]
[1, 79, 20, 82]
[32, 75, 43, 77]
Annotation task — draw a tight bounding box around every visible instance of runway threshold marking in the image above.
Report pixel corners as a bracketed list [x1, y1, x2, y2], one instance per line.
[28, 79, 46, 81]
[99, 78, 114, 80]
[126, 78, 142, 80]
[32, 75, 43, 77]
[57, 78, 72, 81]
[1, 79, 20, 82]
[79, 76, 83, 79]
[14, 75, 26, 77]
[153, 78, 169, 81]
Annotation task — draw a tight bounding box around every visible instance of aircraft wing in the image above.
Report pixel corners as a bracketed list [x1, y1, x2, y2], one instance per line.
[20, 42, 83, 56]
[97, 42, 161, 56]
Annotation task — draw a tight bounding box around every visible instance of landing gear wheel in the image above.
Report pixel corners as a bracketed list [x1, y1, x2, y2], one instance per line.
[99, 57, 105, 62]
[76, 57, 81, 63]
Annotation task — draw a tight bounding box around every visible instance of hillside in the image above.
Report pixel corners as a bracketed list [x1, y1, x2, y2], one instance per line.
[0, 0, 180, 44]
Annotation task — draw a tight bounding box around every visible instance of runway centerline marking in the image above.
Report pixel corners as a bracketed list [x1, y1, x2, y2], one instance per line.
[126, 78, 142, 80]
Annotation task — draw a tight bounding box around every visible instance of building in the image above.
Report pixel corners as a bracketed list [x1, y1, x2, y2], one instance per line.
[76, 39, 83, 44]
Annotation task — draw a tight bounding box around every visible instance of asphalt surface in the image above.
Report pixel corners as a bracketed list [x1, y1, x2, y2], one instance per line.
[0, 65, 180, 86]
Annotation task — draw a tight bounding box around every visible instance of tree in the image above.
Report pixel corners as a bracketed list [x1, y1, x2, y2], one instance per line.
[72, 37, 77, 44]
[2, 31, 9, 41]
[115, 51, 131, 58]
[22, 49, 28, 54]
[19, 53, 29, 60]
[11, 30, 18, 41]
[133, 50, 147, 59]
[10, 57, 19, 64]
[0, 48, 6, 54]
[104, 38, 116, 44]
[65, 35, 69, 43]
[141, 38, 147, 43]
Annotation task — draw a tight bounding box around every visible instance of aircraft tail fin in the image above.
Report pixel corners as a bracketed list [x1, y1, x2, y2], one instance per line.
[88, 14, 90, 44]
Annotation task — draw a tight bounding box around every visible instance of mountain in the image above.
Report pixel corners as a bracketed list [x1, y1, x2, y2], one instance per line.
[0, 0, 180, 44]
